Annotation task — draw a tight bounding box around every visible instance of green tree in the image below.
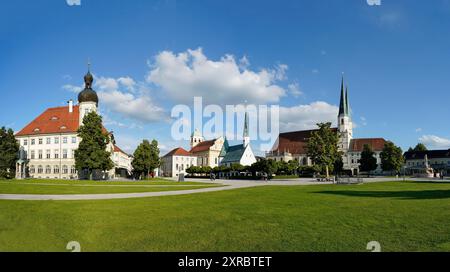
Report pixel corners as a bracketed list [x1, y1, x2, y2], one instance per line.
[407, 143, 428, 153]
[275, 161, 288, 175]
[333, 156, 344, 175]
[250, 159, 278, 179]
[380, 141, 404, 175]
[413, 143, 428, 152]
[359, 144, 378, 177]
[74, 112, 114, 179]
[230, 163, 244, 172]
[287, 160, 299, 175]
[306, 122, 342, 178]
[132, 139, 161, 179]
[0, 127, 20, 179]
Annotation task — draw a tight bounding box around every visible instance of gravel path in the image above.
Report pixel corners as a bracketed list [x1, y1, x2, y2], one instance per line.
[0, 182, 259, 201]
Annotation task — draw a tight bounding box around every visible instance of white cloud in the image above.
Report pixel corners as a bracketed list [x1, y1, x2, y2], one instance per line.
[238, 55, 250, 70]
[102, 113, 143, 130]
[98, 89, 166, 123]
[62, 73, 166, 123]
[360, 116, 367, 126]
[279, 102, 338, 132]
[419, 135, 450, 150]
[415, 128, 422, 133]
[287, 82, 302, 97]
[146, 48, 287, 104]
[62, 75, 166, 123]
[96, 76, 120, 92]
[112, 134, 140, 154]
[117, 77, 136, 91]
[113, 135, 178, 156]
[62, 84, 83, 93]
[312, 69, 319, 74]
[66, 0, 81, 6]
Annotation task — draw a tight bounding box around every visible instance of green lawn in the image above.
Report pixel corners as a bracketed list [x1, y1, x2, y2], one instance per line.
[1, 178, 210, 186]
[0, 181, 449, 252]
[0, 183, 220, 195]
[272, 175, 300, 179]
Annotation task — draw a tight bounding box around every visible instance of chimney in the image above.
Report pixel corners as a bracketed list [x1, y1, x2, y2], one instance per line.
[68, 99, 73, 113]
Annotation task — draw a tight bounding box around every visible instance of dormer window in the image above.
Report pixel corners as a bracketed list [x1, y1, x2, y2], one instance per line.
[34, 128, 40, 132]
[60, 126, 67, 130]
[51, 116, 59, 121]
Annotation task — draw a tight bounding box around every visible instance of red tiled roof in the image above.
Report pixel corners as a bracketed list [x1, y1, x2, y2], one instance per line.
[114, 145, 129, 156]
[15, 106, 80, 136]
[15, 105, 109, 137]
[189, 139, 216, 153]
[349, 138, 387, 152]
[272, 128, 338, 155]
[164, 147, 192, 157]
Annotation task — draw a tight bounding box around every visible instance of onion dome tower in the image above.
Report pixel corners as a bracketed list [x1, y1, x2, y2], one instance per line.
[78, 61, 99, 125]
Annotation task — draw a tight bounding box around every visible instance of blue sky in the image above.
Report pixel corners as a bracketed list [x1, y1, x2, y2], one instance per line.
[1, 0, 450, 155]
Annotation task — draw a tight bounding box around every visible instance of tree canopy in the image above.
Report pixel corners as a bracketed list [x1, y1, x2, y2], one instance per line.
[408, 143, 428, 152]
[132, 139, 161, 179]
[380, 141, 404, 174]
[306, 122, 342, 177]
[0, 127, 19, 179]
[249, 159, 278, 178]
[359, 144, 378, 176]
[74, 112, 114, 179]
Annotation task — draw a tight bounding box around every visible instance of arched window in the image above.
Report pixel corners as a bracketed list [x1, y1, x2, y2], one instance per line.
[62, 165, 68, 174]
[54, 165, 60, 174]
[71, 166, 77, 174]
[45, 165, 51, 174]
[30, 166, 35, 174]
[37, 165, 43, 174]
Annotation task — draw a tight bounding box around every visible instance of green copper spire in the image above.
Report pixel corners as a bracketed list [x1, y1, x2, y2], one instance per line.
[220, 137, 229, 157]
[345, 85, 350, 117]
[243, 111, 249, 138]
[338, 75, 347, 116]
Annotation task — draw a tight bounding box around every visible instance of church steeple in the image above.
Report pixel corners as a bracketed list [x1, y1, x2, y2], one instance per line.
[78, 62, 99, 125]
[337, 74, 353, 158]
[345, 85, 350, 117]
[243, 111, 250, 148]
[339, 74, 347, 117]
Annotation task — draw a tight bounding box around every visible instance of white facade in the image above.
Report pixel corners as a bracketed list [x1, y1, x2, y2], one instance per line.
[191, 136, 224, 168]
[113, 148, 133, 177]
[79, 101, 97, 126]
[347, 150, 383, 174]
[16, 133, 80, 179]
[190, 128, 204, 149]
[161, 153, 197, 178]
[15, 69, 133, 180]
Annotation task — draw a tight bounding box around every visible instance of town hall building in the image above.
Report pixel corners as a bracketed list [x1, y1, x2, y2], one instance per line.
[15, 67, 133, 180]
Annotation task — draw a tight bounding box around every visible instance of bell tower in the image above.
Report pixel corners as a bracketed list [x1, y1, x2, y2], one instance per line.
[78, 61, 99, 126]
[191, 128, 204, 149]
[338, 75, 353, 153]
[243, 111, 250, 148]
